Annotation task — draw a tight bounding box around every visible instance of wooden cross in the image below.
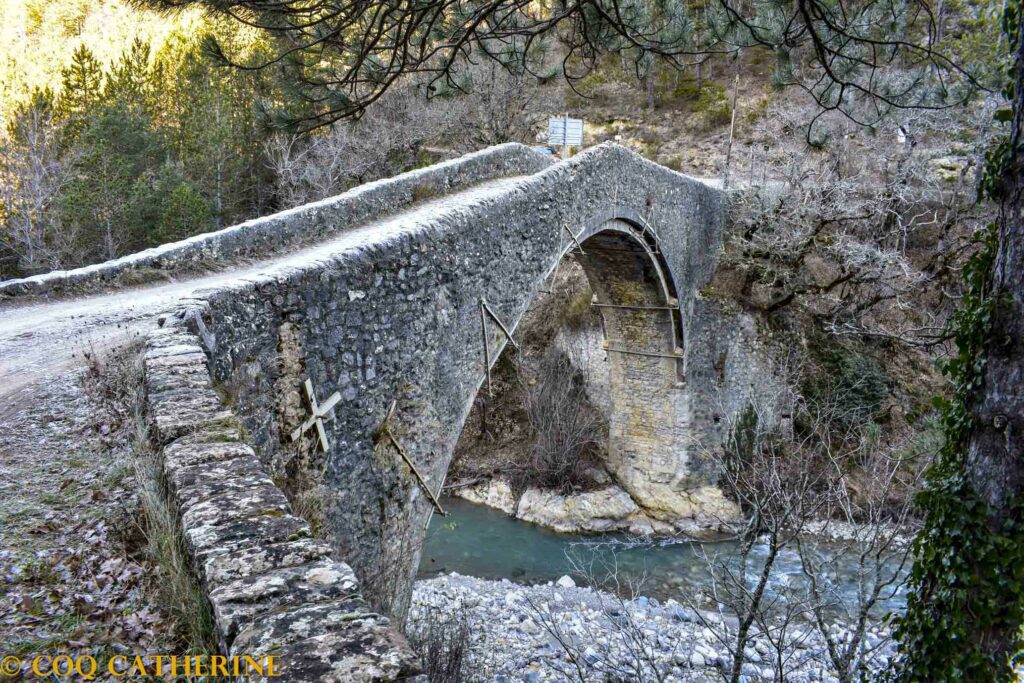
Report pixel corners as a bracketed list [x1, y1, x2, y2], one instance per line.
[290, 379, 341, 452]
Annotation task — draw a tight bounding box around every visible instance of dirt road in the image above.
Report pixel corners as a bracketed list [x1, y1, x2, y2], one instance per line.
[0, 178, 525, 421]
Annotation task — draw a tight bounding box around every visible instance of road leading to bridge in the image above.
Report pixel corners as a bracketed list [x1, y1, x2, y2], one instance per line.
[0, 177, 527, 420]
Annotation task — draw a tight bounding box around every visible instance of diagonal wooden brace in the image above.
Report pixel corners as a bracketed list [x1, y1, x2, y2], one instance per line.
[479, 298, 520, 396]
[562, 224, 586, 255]
[375, 401, 447, 516]
[480, 298, 520, 352]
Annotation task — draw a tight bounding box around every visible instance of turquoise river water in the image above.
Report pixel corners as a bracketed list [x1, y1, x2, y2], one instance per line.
[418, 496, 907, 613]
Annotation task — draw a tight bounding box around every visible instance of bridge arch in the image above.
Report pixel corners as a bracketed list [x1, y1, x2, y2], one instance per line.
[471, 216, 696, 521]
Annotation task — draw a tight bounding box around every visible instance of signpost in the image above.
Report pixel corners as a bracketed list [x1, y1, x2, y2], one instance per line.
[548, 114, 584, 159]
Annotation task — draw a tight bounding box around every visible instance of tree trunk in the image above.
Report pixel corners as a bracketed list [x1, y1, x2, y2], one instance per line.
[646, 61, 657, 111]
[730, 535, 778, 683]
[964, 23, 1024, 661]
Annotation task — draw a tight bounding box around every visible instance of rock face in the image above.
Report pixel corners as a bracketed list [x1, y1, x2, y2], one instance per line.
[455, 476, 741, 537]
[658, 485, 742, 533]
[454, 479, 516, 515]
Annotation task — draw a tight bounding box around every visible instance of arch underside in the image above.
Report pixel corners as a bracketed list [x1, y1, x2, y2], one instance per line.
[542, 221, 704, 521]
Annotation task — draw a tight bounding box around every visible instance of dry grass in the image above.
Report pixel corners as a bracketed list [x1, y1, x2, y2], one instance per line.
[288, 484, 328, 537]
[87, 342, 218, 655]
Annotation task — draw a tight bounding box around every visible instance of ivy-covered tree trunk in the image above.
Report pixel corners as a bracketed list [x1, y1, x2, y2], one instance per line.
[967, 20, 1024, 659]
[896, 12, 1024, 680]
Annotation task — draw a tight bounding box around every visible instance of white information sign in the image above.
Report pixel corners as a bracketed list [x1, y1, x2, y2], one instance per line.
[548, 117, 584, 146]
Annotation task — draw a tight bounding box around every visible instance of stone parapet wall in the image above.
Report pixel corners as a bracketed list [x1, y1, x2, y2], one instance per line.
[142, 310, 420, 682]
[0, 143, 553, 299]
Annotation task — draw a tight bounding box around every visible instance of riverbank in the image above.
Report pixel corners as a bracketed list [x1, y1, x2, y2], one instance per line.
[408, 573, 896, 682]
[453, 478, 738, 538]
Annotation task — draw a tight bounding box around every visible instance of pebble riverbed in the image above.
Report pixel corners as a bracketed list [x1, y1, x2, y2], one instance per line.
[408, 573, 895, 682]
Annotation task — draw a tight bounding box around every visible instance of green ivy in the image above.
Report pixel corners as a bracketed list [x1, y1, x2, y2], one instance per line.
[893, 0, 1024, 673]
[893, 222, 1024, 681]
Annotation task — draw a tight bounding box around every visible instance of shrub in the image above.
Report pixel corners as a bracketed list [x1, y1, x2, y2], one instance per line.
[408, 608, 471, 683]
[802, 339, 890, 431]
[562, 285, 594, 329]
[693, 82, 732, 129]
[516, 346, 603, 492]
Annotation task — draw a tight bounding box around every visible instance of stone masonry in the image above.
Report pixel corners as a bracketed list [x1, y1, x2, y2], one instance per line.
[0, 144, 553, 299]
[144, 318, 421, 681]
[178, 143, 775, 621]
[2, 142, 786, 675]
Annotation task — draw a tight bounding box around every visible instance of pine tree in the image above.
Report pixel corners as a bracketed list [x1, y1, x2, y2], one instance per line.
[157, 177, 214, 243]
[58, 102, 165, 261]
[56, 45, 103, 136]
[104, 39, 153, 112]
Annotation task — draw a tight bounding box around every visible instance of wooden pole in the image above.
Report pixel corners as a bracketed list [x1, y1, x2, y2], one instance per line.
[481, 298, 520, 350]
[480, 300, 492, 396]
[375, 400, 447, 517]
[562, 112, 570, 160]
[386, 428, 446, 516]
[562, 224, 586, 255]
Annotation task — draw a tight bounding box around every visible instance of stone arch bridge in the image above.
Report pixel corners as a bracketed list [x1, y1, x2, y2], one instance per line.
[0, 143, 771, 680]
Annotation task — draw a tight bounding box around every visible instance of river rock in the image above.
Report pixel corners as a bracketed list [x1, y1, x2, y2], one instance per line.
[408, 573, 896, 683]
[556, 575, 576, 588]
[455, 479, 516, 514]
[520, 618, 540, 635]
[516, 486, 639, 533]
[626, 515, 678, 536]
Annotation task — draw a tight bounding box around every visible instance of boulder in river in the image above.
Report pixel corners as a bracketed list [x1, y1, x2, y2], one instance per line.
[455, 479, 516, 514]
[516, 486, 639, 532]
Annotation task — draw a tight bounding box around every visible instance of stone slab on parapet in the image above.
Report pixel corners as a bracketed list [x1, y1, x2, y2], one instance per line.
[231, 598, 378, 651]
[181, 485, 292, 530]
[210, 559, 362, 646]
[145, 362, 213, 394]
[200, 537, 334, 587]
[171, 422, 245, 446]
[152, 409, 238, 445]
[185, 513, 311, 563]
[232, 611, 421, 683]
[163, 441, 255, 475]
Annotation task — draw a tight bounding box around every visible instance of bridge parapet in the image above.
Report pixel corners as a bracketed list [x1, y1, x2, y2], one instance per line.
[0, 143, 553, 300]
[144, 316, 420, 681]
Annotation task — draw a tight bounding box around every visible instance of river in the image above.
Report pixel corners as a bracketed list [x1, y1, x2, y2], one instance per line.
[418, 496, 907, 614]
